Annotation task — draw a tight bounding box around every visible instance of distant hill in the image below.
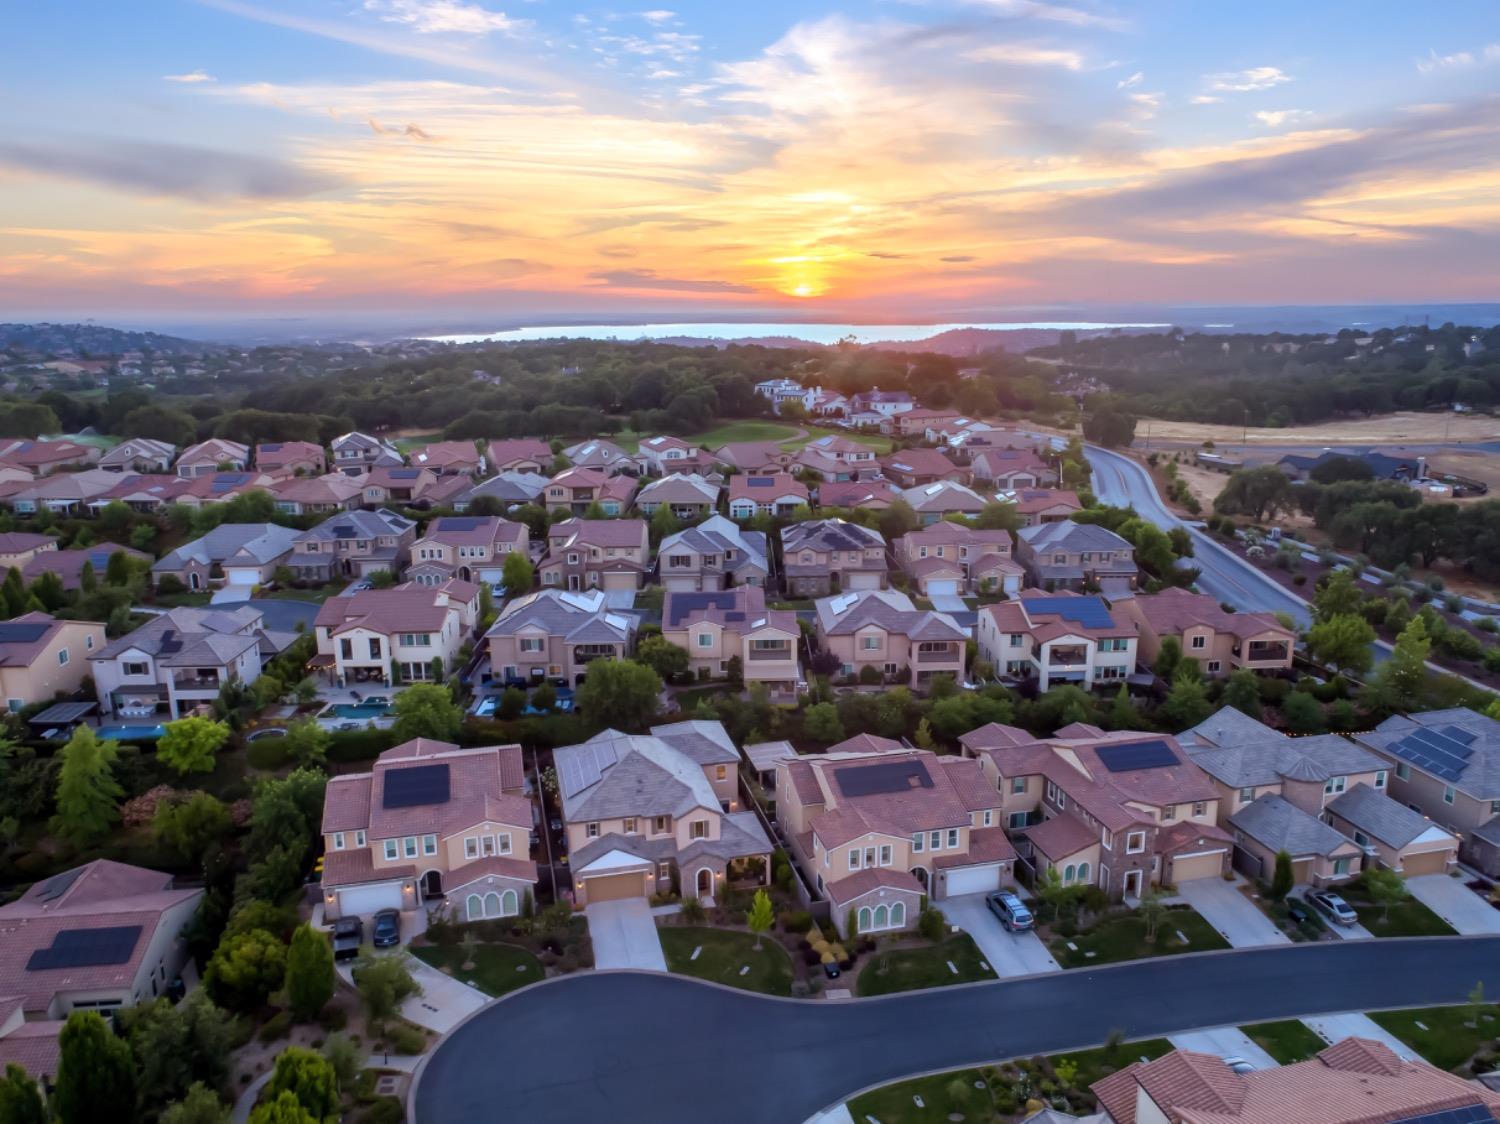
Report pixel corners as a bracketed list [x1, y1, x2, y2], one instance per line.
[0, 322, 217, 355]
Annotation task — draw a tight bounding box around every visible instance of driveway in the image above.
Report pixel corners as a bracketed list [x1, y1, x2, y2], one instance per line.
[929, 593, 968, 614]
[414, 936, 1500, 1124]
[1168, 1026, 1277, 1069]
[586, 899, 667, 971]
[1301, 1013, 1420, 1060]
[402, 956, 488, 1033]
[1172, 877, 1290, 948]
[1405, 874, 1500, 935]
[1289, 889, 1373, 940]
[935, 893, 1060, 976]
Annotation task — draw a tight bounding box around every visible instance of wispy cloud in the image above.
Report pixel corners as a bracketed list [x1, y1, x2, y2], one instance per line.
[164, 70, 216, 83]
[639, 9, 675, 24]
[590, 268, 754, 292]
[1191, 95, 1220, 105]
[969, 42, 1085, 70]
[967, 0, 1128, 31]
[1206, 66, 1291, 93]
[363, 0, 525, 36]
[1254, 108, 1310, 128]
[1416, 44, 1500, 73]
[1117, 71, 1143, 89]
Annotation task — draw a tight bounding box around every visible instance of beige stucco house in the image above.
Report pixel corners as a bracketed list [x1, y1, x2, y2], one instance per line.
[0, 612, 106, 714]
[814, 589, 967, 691]
[484, 587, 636, 687]
[657, 514, 769, 591]
[312, 581, 478, 686]
[538, 519, 650, 593]
[1114, 587, 1295, 679]
[780, 518, 888, 597]
[977, 590, 1139, 691]
[661, 586, 801, 699]
[893, 523, 1023, 597]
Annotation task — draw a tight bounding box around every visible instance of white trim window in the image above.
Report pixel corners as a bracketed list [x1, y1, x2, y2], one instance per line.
[1011, 776, 1026, 795]
[332, 833, 346, 851]
[403, 837, 418, 858]
[981, 810, 993, 828]
[1443, 785, 1456, 805]
[946, 828, 959, 849]
[422, 834, 437, 856]
[879, 844, 892, 866]
[356, 830, 366, 847]
[384, 839, 399, 861]
[911, 832, 924, 853]
[465, 837, 479, 859]
[848, 849, 862, 871]
[1375, 771, 1388, 791]
[1324, 776, 1347, 796]
[1125, 831, 1146, 854]
[929, 830, 942, 851]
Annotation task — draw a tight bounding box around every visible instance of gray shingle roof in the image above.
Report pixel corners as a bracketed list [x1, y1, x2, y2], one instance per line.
[485, 588, 634, 644]
[660, 515, 767, 572]
[781, 518, 884, 554]
[554, 729, 720, 821]
[1326, 783, 1448, 848]
[1018, 519, 1133, 553]
[153, 523, 300, 571]
[1229, 794, 1352, 858]
[814, 589, 967, 642]
[1182, 713, 1388, 788]
[651, 720, 740, 766]
[295, 507, 413, 543]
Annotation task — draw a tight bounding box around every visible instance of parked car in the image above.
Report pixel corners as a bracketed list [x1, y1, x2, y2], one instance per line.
[985, 890, 1034, 932]
[332, 916, 363, 961]
[1286, 898, 1312, 925]
[371, 908, 402, 948]
[1307, 890, 1358, 926]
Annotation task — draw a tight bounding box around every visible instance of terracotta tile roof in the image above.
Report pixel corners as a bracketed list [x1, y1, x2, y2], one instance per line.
[0, 612, 75, 666]
[1156, 820, 1233, 855]
[1023, 813, 1099, 860]
[935, 756, 1003, 812]
[255, 441, 324, 470]
[959, 722, 1038, 753]
[322, 774, 373, 833]
[783, 759, 824, 805]
[826, 734, 907, 755]
[933, 825, 1016, 867]
[982, 589, 1138, 643]
[0, 1019, 65, 1081]
[411, 441, 482, 471]
[824, 867, 923, 905]
[1129, 587, 1294, 644]
[486, 439, 552, 466]
[314, 585, 460, 636]
[444, 855, 538, 891]
[728, 473, 808, 503]
[880, 447, 965, 477]
[321, 850, 415, 888]
[804, 751, 992, 849]
[547, 518, 648, 549]
[817, 480, 901, 508]
[1000, 488, 1082, 516]
[420, 515, 527, 549]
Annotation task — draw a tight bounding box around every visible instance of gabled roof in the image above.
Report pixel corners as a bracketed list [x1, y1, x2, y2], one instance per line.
[982, 589, 1137, 642]
[1018, 519, 1133, 554]
[1326, 783, 1455, 849]
[177, 437, 249, 465]
[547, 518, 649, 550]
[485, 588, 635, 643]
[92, 605, 263, 665]
[781, 517, 884, 554]
[486, 438, 552, 465]
[0, 613, 87, 666]
[1355, 708, 1500, 800]
[153, 523, 300, 571]
[554, 728, 723, 821]
[817, 480, 902, 509]
[315, 583, 463, 637]
[1128, 587, 1293, 643]
[815, 589, 967, 642]
[1229, 793, 1354, 858]
[1182, 710, 1389, 787]
[637, 473, 720, 505]
[900, 479, 987, 512]
[417, 515, 527, 548]
[881, 448, 964, 477]
[659, 514, 767, 571]
[297, 507, 415, 543]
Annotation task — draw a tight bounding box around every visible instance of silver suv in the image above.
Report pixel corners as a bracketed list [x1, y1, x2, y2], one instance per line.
[986, 890, 1034, 932]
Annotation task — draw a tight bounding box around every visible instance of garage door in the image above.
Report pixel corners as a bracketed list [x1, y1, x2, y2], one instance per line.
[584, 872, 646, 904]
[602, 572, 638, 591]
[845, 572, 883, 591]
[940, 864, 1000, 897]
[1171, 851, 1226, 883]
[927, 579, 960, 596]
[663, 575, 699, 593]
[1401, 849, 1453, 876]
[337, 881, 405, 917]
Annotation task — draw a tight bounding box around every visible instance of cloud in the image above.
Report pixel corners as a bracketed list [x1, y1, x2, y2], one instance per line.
[968, 42, 1085, 70]
[0, 137, 335, 202]
[1117, 71, 1143, 89]
[363, 0, 524, 36]
[1417, 44, 1500, 73]
[589, 268, 755, 292]
[367, 117, 439, 140]
[1190, 95, 1220, 105]
[1254, 109, 1311, 128]
[865, 251, 907, 259]
[966, 0, 1128, 31]
[164, 70, 215, 83]
[1206, 66, 1291, 93]
[940, 254, 976, 262]
[640, 9, 675, 23]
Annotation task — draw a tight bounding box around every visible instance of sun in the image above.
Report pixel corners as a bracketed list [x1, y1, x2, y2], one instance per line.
[790, 283, 815, 298]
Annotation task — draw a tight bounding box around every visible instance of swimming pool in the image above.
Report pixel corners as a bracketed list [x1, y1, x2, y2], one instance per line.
[327, 699, 391, 720]
[96, 725, 166, 741]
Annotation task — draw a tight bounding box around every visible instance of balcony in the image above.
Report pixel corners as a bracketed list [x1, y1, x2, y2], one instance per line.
[1237, 641, 1291, 665]
[915, 646, 960, 664]
[572, 645, 619, 665]
[748, 646, 792, 661]
[172, 673, 222, 691]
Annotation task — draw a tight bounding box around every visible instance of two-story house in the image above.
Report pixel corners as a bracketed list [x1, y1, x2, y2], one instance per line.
[893, 408, 963, 438]
[562, 438, 634, 474]
[410, 441, 484, 476]
[900, 480, 989, 525]
[726, 474, 809, 519]
[815, 589, 967, 691]
[312, 581, 478, 686]
[484, 588, 637, 687]
[880, 448, 969, 488]
[635, 473, 721, 520]
[454, 471, 549, 513]
[538, 519, 650, 594]
[91, 606, 269, 719]
[657, 514, 768, 591]
[268, 473, 365, 515]
[406, 515, 528, 587]
[1114, 587, 1295, 679]
[777, 747, 1015, 936]
[1016, 520, 1138, 592]
[152, 523, 301, 593]
[254, 441, 326, 479]
[20, 544, 152, 591]
[893, 523, 1023, 598]
[848, 388, 914, 418]
[555, 722, 773, 906]
[635, 435, 717, 477]
[175, 439, 250, 478]
[662, 587, 800, 698]
[362, 466, 436, 507]
[288, 508, 417, 582]
[98, 438, 176, 474]
[969, 448, 1057, 488]
[795, 435, 880, 482]
[486, 439, 553, 474]
[995, 488, 1082, 526]
[542, 467, 637, 516]
[0, 613, 106, 714]
[780, 519, 888, 596]
[978, 591, 1138, 690]
[331, 431, 403, 476]
[815, 480, 902, 511]
[713, 442, 799, 475]
[0, 439, 99, 476]
[319, 737, 535, 921]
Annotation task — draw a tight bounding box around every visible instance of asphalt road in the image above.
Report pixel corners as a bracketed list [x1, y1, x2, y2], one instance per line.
[413, 937, 1500, 1124]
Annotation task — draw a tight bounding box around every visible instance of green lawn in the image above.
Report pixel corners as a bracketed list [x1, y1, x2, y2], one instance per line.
[1051, 1038, 1174, 1088]
[263, 580, 349, 603]
[1369, 1005, 1500, 1072]
[768, 599, 814, 610]
[611, 420, 803, 454]
[410, 942, 543, 997]
[1350, 900, 1457, 938]
[857, 934, 997, 997]
[1050, 907, 1232, 968]
[847, 1069, 996, 1124]
[657, 926, 794, 996]
[670, 686, 725, 711]
[1241, 1020, 1329, 1064]
[153, 591, 215, 608]
[786, 424, 893, 454]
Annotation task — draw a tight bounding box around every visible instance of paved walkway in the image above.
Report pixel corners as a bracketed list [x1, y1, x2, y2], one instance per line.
[402, 957, 488, 1033]
[231, 1072, 271, 1124]
[1172, 877, 1289, 948]
[587, 899, 667, 971]
[1302, 1012, 1421, 1060]
[935, 893, 1060, 976]
[929, 593, 968, 614]
[1406, 874, 1500, 935]
[1168, 1026, 1278, 1069]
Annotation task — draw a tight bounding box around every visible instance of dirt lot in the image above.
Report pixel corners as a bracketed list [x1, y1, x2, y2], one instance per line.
[1139, 412, 1499, 447]
[1425, 451, 1500, 493]
[1168, 459, 1231, 511]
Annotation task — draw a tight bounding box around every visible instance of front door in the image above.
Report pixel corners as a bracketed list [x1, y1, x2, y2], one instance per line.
[696, 868, 713, 898]
[421, 870, 443, 899]
[1123, 869, 1142, 896]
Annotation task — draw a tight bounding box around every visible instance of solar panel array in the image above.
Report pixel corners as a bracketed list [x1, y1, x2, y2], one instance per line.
[1387, 725, 1475, 783]
[391, 469, 421, 480]
[747, 478, 774, 488]
[158, 629, 182, 654]
[27, 925, 143, 971]
[835, 759, 933, 798]
[382, 763, 451, 808]
[36, 868, 82, 903]
[261, 442, 283, 452]
[334, 526, 356, 539]
[1096, 739, 1180, 772]
[1388, 1106, 1497, 1124]
[0, 622, 50, 645]
[665, 591, 736, 627]
[1023, 596, 1115, 629]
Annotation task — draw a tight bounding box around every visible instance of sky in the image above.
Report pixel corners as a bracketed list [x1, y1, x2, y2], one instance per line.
[2, 0, 1499, 329]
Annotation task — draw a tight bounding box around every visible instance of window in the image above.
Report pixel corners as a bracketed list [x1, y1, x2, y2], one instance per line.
[1077, 861, 1090, 882]
[124, 660, 148, 676]
[1376, 771, 1388, 790]
[1239, 787, 1255, 803]
[403, 836, 417, 858]
[861, 636, 880, 650]
[1191, 801, 1206, 817]
[1189, 635, 1206, 650]
[1009, 811, 1028, 830]
[1333, 856, 1351, 876]
[1011, 776, 1026, 794]
[653, 815, 670, 834]
[384, 839, 398, 861]
[981, 810, 993, 828]
[57, 649, 69, 666]
[1125, 831, 1145, 854]
[1008, 633, 1025, 648]
[465, 837, 479, 859]
[946, 828, 959, 849]
[1206, 660, 1222, 674]
[1162, 803, 1176, 821]
[498, 833, 512, 855]
[690, 820, 708, 840]
[333, 833, 345, 851]
[422, 834, 437, 856]
[586, 822, 600, 838]
[697, 633, 713, 648]
[1396, 762, 1411, 781]
[355, 831, 366, 847]
[1063, 864, 1076, 883]
[1324, 776, 1347, 796]
[1443, 785, 1456, 805]
[657, 862, 671, 879]
[520, 637, 544, 653]
[929, 830, 942, 851]
[911, 832, 924, 853]
[848, 849, 861, 871]
[85, 634, 94, 650]
[623, 817, 637, 834]
[1100, 828, 1112, 850]
[879, 844, 892, 866]
[715, 765, 727, 781]
[1491, 800, 1500, 815]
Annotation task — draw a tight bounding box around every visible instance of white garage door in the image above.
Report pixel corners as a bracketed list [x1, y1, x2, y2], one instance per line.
[941, 864, 1001, 897]
[337, 881, 405, 918]
[927, 579, 960, 596]
[845, 571, 883, 591]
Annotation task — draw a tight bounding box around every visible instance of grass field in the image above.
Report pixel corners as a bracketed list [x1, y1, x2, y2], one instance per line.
[658, 927, 795, 996]
[1369, 1004, 1500, 1072]
[410, 942, 543, 998]
[1050, 907, 1231, 968]
[856, 934, 996, 997]
[1241, 1020, 1329, 1064]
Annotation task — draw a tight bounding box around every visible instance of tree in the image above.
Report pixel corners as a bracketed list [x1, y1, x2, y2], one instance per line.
[248, 1091, 318, 1124]
[283, 718, 330, 768]
[1364, 617, 1431, 715]
[1220, 670, 1263, 720]
[1082, 406, 1137, 449]
[285, 924, 335, 1021]
[1138, 888, 1167, 943]
[575, 659, 662, 731]
[390, 682, 464, 741]
[52, 725, 124, 845]
[160, 1084, 228, 1124]
[1280, 690, 1327, 734]
[1159, 667, 1212, 730]
[635, 635, 690, 682]
[802, 702, 844, 743]
[125, 992, 234, 1111]
[1153, 636, 1184, 681]
[264, 1047, 339, 1121]
[1105, 684, 1139, 731]
[320, 1034, 364, 1091]
[154, 792, 232, 862]
[649, 503, 680, 542]
[52, 1011, 136, 1124]
[1215, 466, 1296, 522]
[500, 551, 533, 596]
[0, 1064, 45, 1124]
[355, 954, 421, 1029]
[877, 497, 919, 541]
[1362, 867, 1408, 922]
[1313, 569, 1364, 624]
[106, 550, 133, 587]
[205, 928, 288, 1011]
[746, 889, 774, 950]
[1270, 850, 1293, 901]
[1306, 614, 1376, 676]
[157, 716, 231, 776]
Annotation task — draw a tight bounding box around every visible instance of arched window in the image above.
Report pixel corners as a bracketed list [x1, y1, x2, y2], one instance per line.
[891, 902, 906, 927]
[1077, 861, 1090, 883]
[857, 907, 872, 933]
[500, 889, 519, 916]
[1063, 864, 1076, 884]
[466, 894, 484, 921]
[483, 892, 502, 918]
[873, 904, 889, 929]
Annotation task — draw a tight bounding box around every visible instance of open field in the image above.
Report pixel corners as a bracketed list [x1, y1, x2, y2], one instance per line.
[1426, 451, 1500, 493]
[1139, 412, 1499, 447]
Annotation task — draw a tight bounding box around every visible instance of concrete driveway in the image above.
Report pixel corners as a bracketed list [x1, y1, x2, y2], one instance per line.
[1291, 890, 1374, 940]
[1172, 877, 1290, 948]
[929, 593, 968, 614]
[1302, 1013, 1420, 1060]
[1168, 1026, 1277, 1069]
[1405, 874, 1500, 935]
[935, 893, 1060, 976]
[403, 956, 488, 1033]
[587, 899, 667, 971]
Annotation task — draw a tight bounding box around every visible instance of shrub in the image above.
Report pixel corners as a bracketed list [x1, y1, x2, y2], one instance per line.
[318, 1006, 348, 1032]
[247, 736, 292, 770]
[1292, 573, 1307, 586]
[917, 908, 946, 942]
[385, 1023, 427, 1055]
[858, 664, 883, 685]
[780, 911, 813, 933]
[358, 1098, 405, 1124]
[258, 1010, 293, 1043]
[1477, 616, 1499, 634]
[326, 728, 400, 763]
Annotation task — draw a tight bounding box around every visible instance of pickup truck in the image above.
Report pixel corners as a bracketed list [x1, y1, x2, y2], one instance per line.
[332, 916, 363, 961]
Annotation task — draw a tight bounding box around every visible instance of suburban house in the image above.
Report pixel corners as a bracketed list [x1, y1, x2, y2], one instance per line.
[0, 439, 100, 476]
[561, 438, 634, 474]
[806, 388, 849, 417]
[312, 581, 478, 686]
[152, 523, 302, 593]
[1114, 587, 1295, 679]
[455, 471, 548, 512]
[879, 448, 969, 488]
[538, 519, 651, 594]
[91, 605, 269, 719]
[795, 434, 880, 482]
[319, 738, 535, 922]
[780, 519, 888, 596]
[98, 438, 176, 474]
[268, 473, 365, 515]
[815, 589, 967, 690]
[1353, 708, 1500, 876]
[713, 441, 799, 475]
[0, 613, 106, 714]
[635, 435, 717, 477]
[486, 438, 553, 473]
[657, 514, 768, 591]
[849, 388, 914, 417]
[816, 480, 902, 511]
[777, 746, 1015, 936]
[0, 860, 202, 1081]
[543, 467, 637, 515]
[754, 377, 813, 414]
[331, 431, 403, 476]
[964, 724, 1232, 899]
[3, 469, 122, 516]
[254, 441, 326, 479]
[1181, 709, 1457, 881]
[410, 440, 484, 476]
[554, 722, 773, 906]
[996, 488, 1083, 526]
[970, 448, 1056, 488]
[1278, 449, 1426, 483]
[406, 515, 528, 587]
[894, 408, 963, 438]
[977, 591, 1139, 690]
[361, 466, 436, 506]
[21, 544, 153, 590]
[893, 523, 1024, 597]
[662, 587, 800, 697]
[1091, 1037, 1500, 1124]
[173, 470, 275, 509]
[726, 473, 809, 519]
[175, 438, 249, 477]
[288, 507, 418, 582]
[95, 473, 197, 513]
[635, 473, 721, 519]
[484, 588, 637, 687]
[0, 532, 58, 569]
[1016, 520, 1139, 592]
[901, 480, 989, 524]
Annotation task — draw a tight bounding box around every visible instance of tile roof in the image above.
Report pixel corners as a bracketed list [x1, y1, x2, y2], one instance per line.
[0, 613, 97, 666]
[814, 589, 967, 642]
[1019, 519, 1134, 554]
[816, 480, 902, 508]
[1022, 813, 1098, 860]
[485, 587, 634, 643]
[547, 518, 649, 550]
[0, 532, 56, 555]
[982, 589, 1138, 643]
[321, 849, 416, 888]
[900, 479, 986, 512]
[296, 507, 415, 542]
[1355, 708, 1500, 801]
[314, 584, 462, 637]
[486, 439, 552, 466]
[826, 734, 908, 755]
[881, 448, 964, 477]
[1128, 587, 1293, 644]
[418, 515, 527, 548]
[177, 438, 249, 465]
[996, 488, 1082, 516]
[637, 473, 720, 505]
[781, 518, 884, 555]
[444, 854, 538, 891]
[958, 722, 1038, 753]
[1182, 713, 1388, 787]
[462, 471, 549, 504]
[92, 605, 263, 665]
[154, 523, 300, 570]
[659, 514, 768, 572]
[254, 441, 324, 468]
[411, 441, 483, 470]
[802, 751, 992, 848]
[824, 867, 924, 905]
[1229, 794, 1354, 858]
[269, 473, 363, 506]
[727, 473, 808, 504]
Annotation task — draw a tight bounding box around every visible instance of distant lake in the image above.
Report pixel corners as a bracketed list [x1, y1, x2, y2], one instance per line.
[427, 320, 1170, 345]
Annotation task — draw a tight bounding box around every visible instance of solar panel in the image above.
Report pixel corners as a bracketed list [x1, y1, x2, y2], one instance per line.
[1388, 1106, 1497, 1124]
[36, 868, 82, 903]
[27, 925, 143, 971]
[382, 763, 451, 808]
[835, 760, 933, 798]
[261, 442, 283, 452]
[391, 469, 420, 480]
[1391, 730, 1469, 782]
[1408, 727, 1474, 760]
[158, 629, 182, 654]
[1440, 725, 1478, 746]
[0, 622, 50, 645]
[1096, 739, 1180, 772]
[1023, 596, 1115, 630]
[748, 478, 773, 488]
[333, 526, 356, 539]
[665, 591, 733, 626]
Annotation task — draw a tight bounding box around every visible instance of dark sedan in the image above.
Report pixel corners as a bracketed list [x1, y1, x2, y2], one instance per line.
[371, 908, 402, 948]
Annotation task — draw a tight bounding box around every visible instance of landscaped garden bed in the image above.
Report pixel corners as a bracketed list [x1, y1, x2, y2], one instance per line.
[420, 901, 594, 976]
[1338, 873, 1458, 938]
[409, 941, 543, 997]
